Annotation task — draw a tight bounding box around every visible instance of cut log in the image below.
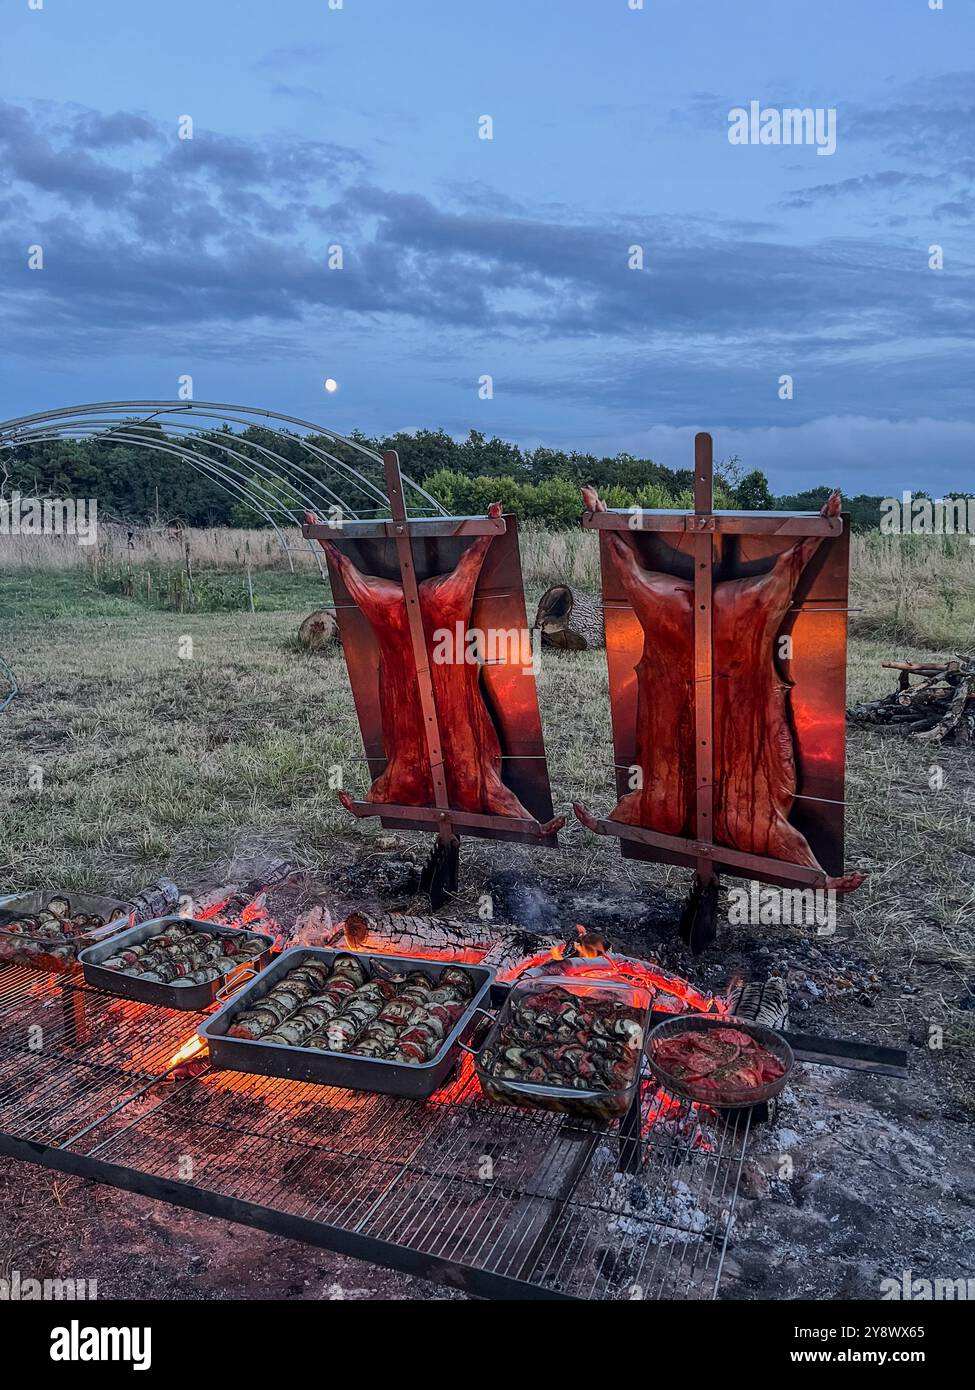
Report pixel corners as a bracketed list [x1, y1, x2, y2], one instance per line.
[297, 608, 341, 650]
[726, 977, 789, 1030]
[533, 585, 605, 650]
[339, 910, 494, 961]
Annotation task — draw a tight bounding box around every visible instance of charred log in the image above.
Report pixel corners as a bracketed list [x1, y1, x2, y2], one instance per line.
[341, 910, 494, 960]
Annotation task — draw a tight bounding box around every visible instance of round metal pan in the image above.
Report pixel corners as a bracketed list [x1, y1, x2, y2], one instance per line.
[646, 1014, 794, 1108]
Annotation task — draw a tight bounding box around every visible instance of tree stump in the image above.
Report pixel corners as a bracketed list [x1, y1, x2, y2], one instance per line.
[533, 585, 605, 649]
[297, 608, 341, 651]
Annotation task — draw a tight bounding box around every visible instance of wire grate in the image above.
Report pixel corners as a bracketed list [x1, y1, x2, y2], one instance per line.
[0, 968, 751, 1300]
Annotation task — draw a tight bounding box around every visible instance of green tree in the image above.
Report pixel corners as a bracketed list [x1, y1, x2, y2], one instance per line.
[737, 470, 775, 510]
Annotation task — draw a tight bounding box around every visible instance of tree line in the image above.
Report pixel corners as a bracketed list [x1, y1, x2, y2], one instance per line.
[0, 422, 920, 532]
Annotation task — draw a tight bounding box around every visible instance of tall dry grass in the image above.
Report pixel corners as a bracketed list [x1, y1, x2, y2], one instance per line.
[3, 522, 973, 654]
[0, 522, 322, 573]
[849, 532, 975, 653]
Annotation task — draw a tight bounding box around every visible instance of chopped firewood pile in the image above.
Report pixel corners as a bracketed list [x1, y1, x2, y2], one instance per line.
[848, 656, 975, 742]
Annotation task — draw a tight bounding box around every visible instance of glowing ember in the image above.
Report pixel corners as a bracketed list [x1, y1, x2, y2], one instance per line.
[195, 887, 280, 945]
[500, 942, 725, 1016]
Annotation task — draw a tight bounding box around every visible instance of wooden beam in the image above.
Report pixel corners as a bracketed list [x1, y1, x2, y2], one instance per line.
[382, 450, 454, 840]
[692, 432, 715, 888]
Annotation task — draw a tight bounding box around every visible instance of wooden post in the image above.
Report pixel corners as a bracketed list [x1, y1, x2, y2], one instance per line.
[692, 432, 715, 886]
[382, 450, 454, 845]
[184, 540, 194, 609]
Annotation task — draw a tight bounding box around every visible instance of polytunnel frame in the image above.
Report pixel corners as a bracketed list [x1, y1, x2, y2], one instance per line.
[0, 399, 448, 574]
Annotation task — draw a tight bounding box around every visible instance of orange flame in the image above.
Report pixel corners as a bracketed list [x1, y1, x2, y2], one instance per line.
[166, 1033, 205, 1069]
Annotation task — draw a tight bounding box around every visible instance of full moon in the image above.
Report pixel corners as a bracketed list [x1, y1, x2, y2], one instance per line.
[323, 378, 338, 393]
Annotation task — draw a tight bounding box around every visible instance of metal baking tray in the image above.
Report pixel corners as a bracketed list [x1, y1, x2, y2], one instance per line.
[0, 890, 130, 973]
[79, 916, 275, 1011]
[201, 947, 495, 1099]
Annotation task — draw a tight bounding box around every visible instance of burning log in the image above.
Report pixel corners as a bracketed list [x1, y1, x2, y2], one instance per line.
[849, 657, 975, 743]
[533, 586, 605, 650]
[297, 608, 341, 651]
[191, 861, 295, 944]
[340, 910, 493, 962]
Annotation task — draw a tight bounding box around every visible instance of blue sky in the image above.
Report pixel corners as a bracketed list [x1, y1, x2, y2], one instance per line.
[1, 0, 972, 493]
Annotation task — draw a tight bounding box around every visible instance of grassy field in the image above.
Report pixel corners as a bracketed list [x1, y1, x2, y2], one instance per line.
[1, 530, 973, 988]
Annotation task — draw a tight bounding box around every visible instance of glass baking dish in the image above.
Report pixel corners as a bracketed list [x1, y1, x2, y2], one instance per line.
[470, 971, 652, 1121]
[0, 890, 130, 974]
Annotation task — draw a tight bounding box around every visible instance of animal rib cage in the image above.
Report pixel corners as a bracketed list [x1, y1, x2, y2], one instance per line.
[0, 967, 750, 1301]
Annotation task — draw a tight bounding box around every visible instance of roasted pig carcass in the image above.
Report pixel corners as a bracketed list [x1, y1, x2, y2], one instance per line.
[309, 505, 556, 828]
[577, 488, 864, 891]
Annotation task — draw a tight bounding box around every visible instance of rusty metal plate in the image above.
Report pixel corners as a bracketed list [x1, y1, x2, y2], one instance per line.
[598, 518, 850, 882]
[325, 516, 557, 846]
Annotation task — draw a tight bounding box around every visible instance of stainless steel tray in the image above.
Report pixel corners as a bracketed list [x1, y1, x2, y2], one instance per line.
[0, 890, 130, 972]
[79, 917, 274, 1011]
[201, 947, 495, 1099]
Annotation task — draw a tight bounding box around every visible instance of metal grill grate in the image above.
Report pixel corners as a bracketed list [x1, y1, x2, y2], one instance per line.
[0, 968, 751, 1300]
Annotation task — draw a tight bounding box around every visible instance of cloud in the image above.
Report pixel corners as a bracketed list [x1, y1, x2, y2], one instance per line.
[779, 170, 943, 210]
[66, 109, 160, 150]
[608, 416, 975, 498]
[269, 83, 330, 107]
[1, 97, 972, 446]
